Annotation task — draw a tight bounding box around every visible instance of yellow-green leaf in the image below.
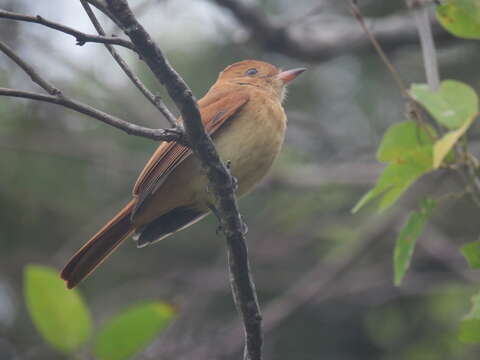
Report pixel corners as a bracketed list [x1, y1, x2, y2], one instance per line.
[410, 80, 478, 129]
[24, 265, 92, 353]
[437, 0, 480, 39]
[377, 120, 435, 163]
[433, 114, 476, 168]
[352, 146, 433, 213]
[394, 198, 435, 286]
[461, 241, 480, 269]
[459, 292, 480, 343]
[95, 301, 176, 360]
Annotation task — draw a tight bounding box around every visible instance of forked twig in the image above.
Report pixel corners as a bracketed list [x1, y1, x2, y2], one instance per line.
[0, 87, 181, 141]
[0, 9, 135, 50]
[0, 40, 180, 142]
[79, 0, 178, 127]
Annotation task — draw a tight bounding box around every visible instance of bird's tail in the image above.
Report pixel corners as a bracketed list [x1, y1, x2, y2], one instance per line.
[61, 200, 135, 289]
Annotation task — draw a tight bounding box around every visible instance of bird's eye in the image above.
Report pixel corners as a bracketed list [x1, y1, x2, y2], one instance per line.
[245, 68, 258, 76]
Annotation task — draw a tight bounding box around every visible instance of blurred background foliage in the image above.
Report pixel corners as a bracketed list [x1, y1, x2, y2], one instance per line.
[1, 0, 480, 359]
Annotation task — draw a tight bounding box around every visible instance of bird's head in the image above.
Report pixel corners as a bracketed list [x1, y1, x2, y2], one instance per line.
[217, 60, 306, 102]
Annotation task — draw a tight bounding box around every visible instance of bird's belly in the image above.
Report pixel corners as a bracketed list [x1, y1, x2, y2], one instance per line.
[213, 107, 286, 197]
[133, 103, 286, 226]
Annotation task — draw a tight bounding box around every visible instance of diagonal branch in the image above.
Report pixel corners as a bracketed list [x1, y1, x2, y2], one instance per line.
[0, 88, 181, 141]
[105, 1, 262, 359]
[85, 0, 124, 29]
[79, 0, 177, 127]
[0, 40, 60, 95]
[0, 9, 135, 50]
[0, 40, 180, 142]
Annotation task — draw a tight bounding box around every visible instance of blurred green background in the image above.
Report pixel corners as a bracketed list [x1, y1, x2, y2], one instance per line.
[1, 0, 480, 359]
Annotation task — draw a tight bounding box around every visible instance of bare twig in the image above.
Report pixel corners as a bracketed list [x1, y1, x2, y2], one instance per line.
[0, 40, 60, 95]
[105, 1, 262, 359]
[0, 9, 135, 50]
[407, 0, 440, 90]
[348, 2, 408, 96]
[0, 37, 181, 142]
[85, 0, 125, 29]
[79, 0, 177, 127]
[0, 88, 181, 141]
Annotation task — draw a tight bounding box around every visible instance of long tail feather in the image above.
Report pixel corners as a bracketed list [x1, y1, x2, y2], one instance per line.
[61, 200, 135, 289]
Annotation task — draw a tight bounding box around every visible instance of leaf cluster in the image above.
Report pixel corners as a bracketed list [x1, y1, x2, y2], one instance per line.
[354, 0, 480, 344]
[24, 265, 175, 360]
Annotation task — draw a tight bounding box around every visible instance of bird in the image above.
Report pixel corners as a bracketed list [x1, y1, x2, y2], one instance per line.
[61, 60, 306, 288]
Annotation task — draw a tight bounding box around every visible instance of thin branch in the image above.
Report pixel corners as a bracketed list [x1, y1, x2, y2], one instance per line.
[0, 40, 60, 95]
[349, 2, 408, 96]
[0, 88, 181, 142]
[348, 1, 436, 142]
[105, 1, 262, 359]
[408, 0, 440, 90]
[0, 35, 180, 141]
[79, 0, 177, 127]
[85, 0, 124, 29]
[0, 9, 135, 50]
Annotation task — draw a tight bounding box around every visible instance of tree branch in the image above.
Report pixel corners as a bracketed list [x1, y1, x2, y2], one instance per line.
[0, 88, 181, 141]
[104, 1, 262, 359]
[0, 40, 60, 95]
[0, 9, 135, 50]
[407, 0, 440, 90]
[79, 0, 177, 127]
[212, 0, 452, 62]
[0, 36, 181, 141]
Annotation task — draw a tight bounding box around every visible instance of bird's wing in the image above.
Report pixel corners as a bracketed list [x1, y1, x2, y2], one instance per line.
[131, 89, 250, 215]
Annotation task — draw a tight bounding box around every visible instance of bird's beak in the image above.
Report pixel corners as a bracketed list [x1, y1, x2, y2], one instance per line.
[277, 68, 306, 84]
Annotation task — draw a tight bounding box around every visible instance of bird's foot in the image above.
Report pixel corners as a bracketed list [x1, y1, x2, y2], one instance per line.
[225, 160, 239, 191]
[240, 215, 248, 235]
[231, 175, 239, 192]
[208, 204, 223, 236]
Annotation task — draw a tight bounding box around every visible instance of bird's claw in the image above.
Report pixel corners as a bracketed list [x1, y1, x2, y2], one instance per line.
[231, 176, 239, 192]
[224, 160, 238, 191]
[240, 215, 248, 235]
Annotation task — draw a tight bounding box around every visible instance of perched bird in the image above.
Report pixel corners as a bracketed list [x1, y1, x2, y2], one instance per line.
[61, 60, 305, 288]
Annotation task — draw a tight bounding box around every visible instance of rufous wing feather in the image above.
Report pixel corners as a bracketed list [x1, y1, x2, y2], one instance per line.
[61, 88, 250, 288]
[131, 89, 250, 217]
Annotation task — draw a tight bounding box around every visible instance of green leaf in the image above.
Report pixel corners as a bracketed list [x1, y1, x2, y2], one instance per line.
[394, 198, 435, 286]
[353, 121, 435, 213]
[352, 145, 433, 213]
[433, 114, 476, 168]
[95, 301, 176, 360]
[24, 265, 92, 353]
[459, 292, 480, 343]
[461, 241, 480, 269]
[377, 120, 434, 163]
[410, 80, 478, 129]
[436, 0, 480, 39]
